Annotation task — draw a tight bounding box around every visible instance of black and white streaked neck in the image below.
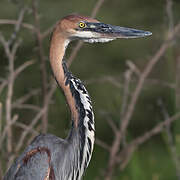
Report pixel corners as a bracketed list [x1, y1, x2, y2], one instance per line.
[62, 60, 95, 179]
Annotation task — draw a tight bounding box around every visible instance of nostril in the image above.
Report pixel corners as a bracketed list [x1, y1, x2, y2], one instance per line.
[101, 28, 107, 32]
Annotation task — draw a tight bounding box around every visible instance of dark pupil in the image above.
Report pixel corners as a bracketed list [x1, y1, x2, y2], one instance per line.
[80, 23, 84, 27]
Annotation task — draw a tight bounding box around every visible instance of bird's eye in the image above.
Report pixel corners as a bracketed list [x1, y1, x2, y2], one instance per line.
[79, 22, 86, 28]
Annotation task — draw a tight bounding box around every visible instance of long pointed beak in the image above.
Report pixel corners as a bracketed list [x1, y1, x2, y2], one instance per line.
[86, 22, 152, 39]
[106, 24, 152, 38]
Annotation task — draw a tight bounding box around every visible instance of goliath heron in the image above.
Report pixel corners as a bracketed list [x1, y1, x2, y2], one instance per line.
[3, 14, 151, 180]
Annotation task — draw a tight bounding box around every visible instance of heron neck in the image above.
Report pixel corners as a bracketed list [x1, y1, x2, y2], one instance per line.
[50, 32, 79, 126]
[50, 30, 95, 176]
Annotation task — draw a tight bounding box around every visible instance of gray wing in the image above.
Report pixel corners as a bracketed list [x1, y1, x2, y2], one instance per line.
[3, 134, 67, 180]
[4, 152, 50, 180]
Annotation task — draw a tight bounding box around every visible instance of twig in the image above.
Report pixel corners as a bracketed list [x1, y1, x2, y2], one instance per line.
[99, 110, 118, 134]
[158, 99, 180, 179]
[131, 112, 180, 150]
[26, 124, 41, 147]
[0, 60, 34, 99]
[67, 41, 83, 67]
[14, 60, 35, 78]
[176, 54, 180, 107]
[0, 33, 20, 154]
[32, 0, 49, 133]
[0, 19, 35, 31]
[0, 33, 11, 58]
[15, 108, 45, 153]
[0, 103, 2, 134]
[0, 160, 2, 180]
[12, 88, 40, 108]
[120, 68, 133, 147]
[120, 22, 180, 141]
[126, 60, 141, 76]
[166, 0, 174, 32]
[0, 79, 8, 95]
[13, 104, 41, 111]
[96, 138, 110, 151]
[15, 122, 39, 135]
[11, 39, 22, 57]
[42, 24, 55, 39]
[91, 0, 105, 18]
[116, 111, 180, 171]
[145, 78, 175, 89]
[0, 114, 18, 149]
[106, 118, 118, 135]
[120, 69, 133, 119]
[0, 6, 27, 170]
[8, 7, 26, 46]
[85, 76, 123, 89]
[165, 125, 180, 180]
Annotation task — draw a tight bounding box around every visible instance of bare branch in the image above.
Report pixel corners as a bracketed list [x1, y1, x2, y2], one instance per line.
[106, 118, 118, 135]
[15, 122, 39, 135]
[0, 114, 18, 149]
[118, 144, 136, 171]
[0, 160, 3, 180]
[85, 72, 175, 94]
[12, 88, 40, 108]
[120, 22, 180, 141]
[0, 79, 8, 95]
[0, 102, 2, 134]
[126, 60, 141, 76]
[120, 69, 133, 119]
[166, 0, 174, 31]
[0, 33, 18, 153]
[13, 104, 41, 112]
[85, 76, 122, 89]
[145, 78, 175, 89]
[14, 60, 35, 78]
[0, 19, 35, 31]
[91, 0, 105, 18]
[15, 108, 45, 153]
[11, 39, 22, 58]
[8, 7, 26, 46]
[0, 33, 11, 60]
[26, 124, 41, 147]
[176, 54, 180, 108]
[120, 68, 133, 147]
[130, 112, 180, 149]
[116, 111, 180, 172]
[99, 110, 118, 134]
[158, 99, 180, 179]
[96, 138, 110, 151]
[0, 8, 25, 162]
[6, 39, 21, 153]
[67, 41, 83, 67]
[42, 24, 55, 39]
[32, 0, 49, 133]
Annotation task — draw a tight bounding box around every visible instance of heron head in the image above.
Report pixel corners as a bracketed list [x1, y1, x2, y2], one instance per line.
[57, 14, 152, 43]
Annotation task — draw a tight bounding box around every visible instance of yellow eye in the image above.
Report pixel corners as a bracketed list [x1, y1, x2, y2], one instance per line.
[79, 22, 86, 28]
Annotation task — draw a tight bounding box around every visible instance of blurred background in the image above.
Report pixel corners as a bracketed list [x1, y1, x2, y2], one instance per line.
[0, 0, 180, 179]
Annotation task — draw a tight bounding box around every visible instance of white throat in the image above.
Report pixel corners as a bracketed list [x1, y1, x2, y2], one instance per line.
[74, 31, 115, 43]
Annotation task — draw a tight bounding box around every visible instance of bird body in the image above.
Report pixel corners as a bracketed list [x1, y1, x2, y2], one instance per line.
[4, 60, 94, 180]
[3, 14, 151, 180]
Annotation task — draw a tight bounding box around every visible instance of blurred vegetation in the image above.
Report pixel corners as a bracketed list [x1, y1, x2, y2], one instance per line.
[0, 0, 180, 179]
